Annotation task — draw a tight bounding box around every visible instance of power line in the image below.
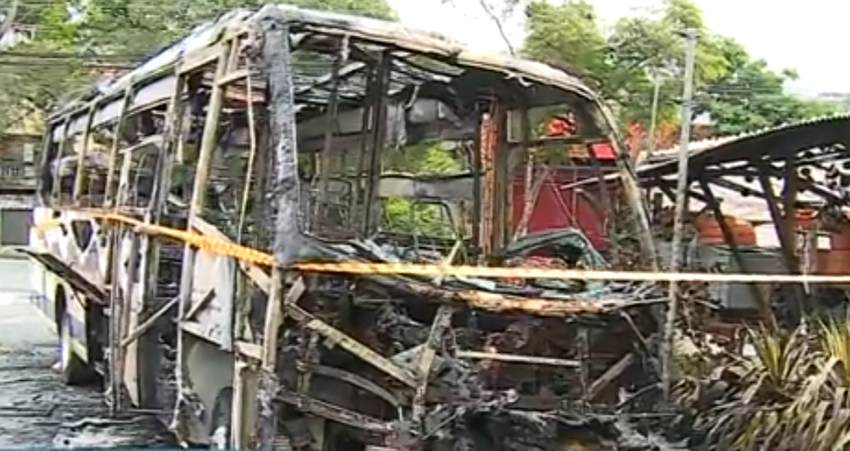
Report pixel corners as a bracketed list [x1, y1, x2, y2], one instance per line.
[0, 50, 144, 59]
[0, 59, 136, 68]
[0, 50, 145, 60]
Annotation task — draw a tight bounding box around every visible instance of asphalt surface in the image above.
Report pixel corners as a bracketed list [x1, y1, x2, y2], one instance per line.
[0, 258, 175, 449]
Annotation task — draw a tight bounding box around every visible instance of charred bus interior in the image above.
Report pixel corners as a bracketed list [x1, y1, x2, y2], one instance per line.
[35, 7, 665, 451]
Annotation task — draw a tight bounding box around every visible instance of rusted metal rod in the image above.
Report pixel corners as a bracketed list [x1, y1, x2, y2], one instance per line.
[456, 351, 580, 367]
[120, 296, 178, 348]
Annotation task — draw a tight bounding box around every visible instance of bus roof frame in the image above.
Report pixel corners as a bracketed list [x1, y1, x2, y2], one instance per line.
[42, 4, 658, 268]
[46, 4, 613, 141]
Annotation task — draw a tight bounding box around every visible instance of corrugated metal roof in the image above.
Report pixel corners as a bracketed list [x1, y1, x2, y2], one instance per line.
[649, 111, 850, 162]
[642, 115, 850, 249]
[565, 112, 850, 202]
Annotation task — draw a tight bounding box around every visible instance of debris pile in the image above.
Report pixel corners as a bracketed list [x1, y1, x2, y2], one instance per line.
[266, 226, 688, 449]
[427, 403, 688, 451]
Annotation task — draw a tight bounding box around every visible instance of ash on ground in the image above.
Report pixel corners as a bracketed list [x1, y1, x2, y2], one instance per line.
[0, 344, 175, 449]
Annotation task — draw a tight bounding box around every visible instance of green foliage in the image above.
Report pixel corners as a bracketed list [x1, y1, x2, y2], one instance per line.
[384, 142, 463, 174]
[382, 197, 457, 240]
[521, 0, 841, 141]
[522, 0, 606, 85]
[0, 0, 396, 130]
[0, 1, 89, 130]
[699, 37, 839, 134]
[382, 142, 466, 238]
[78, 0, 396, 56]
[675, 321, 850, 450]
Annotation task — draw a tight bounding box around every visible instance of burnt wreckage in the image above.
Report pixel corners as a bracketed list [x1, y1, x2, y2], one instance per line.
[571, 113, 850, 338]
[642, 114, 850, 328]
[34, 5, 668, 451]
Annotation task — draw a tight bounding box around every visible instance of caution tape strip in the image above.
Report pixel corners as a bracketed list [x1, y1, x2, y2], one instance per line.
[30, 208, 850, 284]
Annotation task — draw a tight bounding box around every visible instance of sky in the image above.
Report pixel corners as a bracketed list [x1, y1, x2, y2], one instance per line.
[391, 0, 849, 94]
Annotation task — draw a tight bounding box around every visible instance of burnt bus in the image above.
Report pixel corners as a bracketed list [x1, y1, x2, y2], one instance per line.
[27, 5, 658, 450]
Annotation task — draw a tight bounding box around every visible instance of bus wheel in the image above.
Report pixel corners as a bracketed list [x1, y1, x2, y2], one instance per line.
[58, 311, 97, 386]
[209, 388, 233, 449]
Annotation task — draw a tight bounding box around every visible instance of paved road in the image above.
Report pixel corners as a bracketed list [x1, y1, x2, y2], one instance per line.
[0, 258, 174, 448]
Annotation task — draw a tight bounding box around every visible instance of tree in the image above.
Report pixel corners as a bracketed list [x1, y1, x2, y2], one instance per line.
[0, 0, 396, 130]
[0, 0, 91, 130]
[697, 36, 838, 135]
[520, 0, 839, 148]
[606, 0, 729, 124]
[522, 0, 606, 85]
[78, 0, 396, 57]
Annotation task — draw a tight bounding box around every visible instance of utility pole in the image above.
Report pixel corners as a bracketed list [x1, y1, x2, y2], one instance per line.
[661, 27, 697, 403]
[646, 74, 662, 160]
[0, 0, 20, 42]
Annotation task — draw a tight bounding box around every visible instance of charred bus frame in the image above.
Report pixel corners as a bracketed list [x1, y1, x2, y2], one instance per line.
[33, 6, 661, 450]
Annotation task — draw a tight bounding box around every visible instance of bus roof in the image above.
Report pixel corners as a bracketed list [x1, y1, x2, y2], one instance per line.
[49, 5, 604, 122]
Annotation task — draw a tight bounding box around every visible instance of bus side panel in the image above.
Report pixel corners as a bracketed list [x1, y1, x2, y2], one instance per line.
[29, 207, 94, 361]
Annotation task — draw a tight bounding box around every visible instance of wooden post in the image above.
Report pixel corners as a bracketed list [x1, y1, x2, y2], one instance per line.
[756, 161, 807, 322]
[698, 178, 777, 331]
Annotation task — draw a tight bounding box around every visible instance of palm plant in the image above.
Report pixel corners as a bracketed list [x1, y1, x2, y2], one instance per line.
[675, 319, 850, 451]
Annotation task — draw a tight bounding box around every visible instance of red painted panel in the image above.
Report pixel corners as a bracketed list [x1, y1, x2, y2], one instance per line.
[544, 117, 617, 160]
[590, 143, 616, 160]
[511, 167, 608, 249]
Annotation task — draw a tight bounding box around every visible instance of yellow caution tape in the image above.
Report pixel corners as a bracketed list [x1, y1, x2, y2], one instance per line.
[30, 208, 850, 284]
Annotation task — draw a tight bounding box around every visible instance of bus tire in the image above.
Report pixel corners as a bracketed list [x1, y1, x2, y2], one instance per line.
[209, 387, 233, 449]
[56, 292, 97, 386]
